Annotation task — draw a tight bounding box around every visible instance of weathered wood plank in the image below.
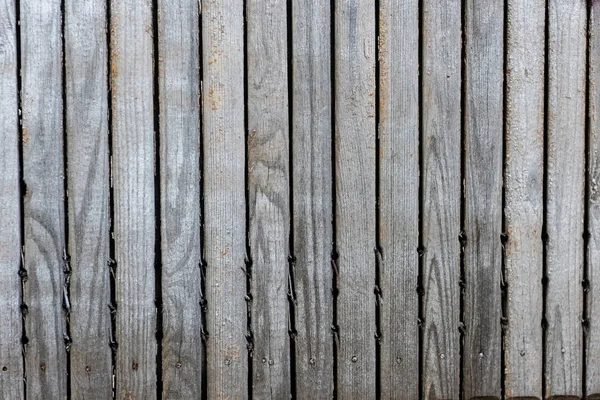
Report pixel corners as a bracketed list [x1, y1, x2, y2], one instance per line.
[545, 0, 586, 397]
[64, 0, 112, 398]
[334, 0, 376, 398]
[202, 1, 248, 399]
[0, 0, 24, 396]
[291, 0, 333, 397]
[20, 0, 68, 398]
[247, 0, 291, 397]
[504, 0, 545, 396]
[421, 0, 461, 398]
[463, 0, 503, 397]
[378, 0, 419, 398]
[110, 0, 157, 397]
[158, 0, 203, 397]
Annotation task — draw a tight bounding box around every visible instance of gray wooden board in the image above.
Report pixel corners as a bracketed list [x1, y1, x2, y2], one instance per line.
[334, 0, 376, 398]
[202, 1, 249, 399]
[0, 0, 24, 396]
[20, 0, 68, 398]
[64, 0, 112, 398]
[291, 0, 334, 397]
[110, 0, 157, 397]
[545, 0, 586, 396]
[247, 0, 291, 398]
[463, 0, 503, 397]
[158, 0, 203, 397]
[378, 0, 419, 398]
[421, 0, 461, 398]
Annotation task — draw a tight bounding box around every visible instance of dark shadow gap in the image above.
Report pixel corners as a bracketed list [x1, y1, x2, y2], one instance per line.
[542, 0, 550, 397]
[330, 0, 338, 398]
[417, 0, 425, 396]
[374, 0, 382, 397]
[459, 0, 467, 397]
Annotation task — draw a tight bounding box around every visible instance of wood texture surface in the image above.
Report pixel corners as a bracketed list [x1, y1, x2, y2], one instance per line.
[20, 0, 68, 398]
[291, 0, 334, 398]
[0, 0, 24, 396]
[110, 0, 157, 397]
[64, 0, 112, 398]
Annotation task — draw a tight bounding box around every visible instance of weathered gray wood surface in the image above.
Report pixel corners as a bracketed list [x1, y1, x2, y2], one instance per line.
[0, 0, 24, 397]
[291, 0, 334, 398]
[545, 0, 586, 397]
[421, 0, 461, 398]
[110, 0, 157, 397]
[378, 0, 419, 398]
[64, 0, 112, 398]
[202, 0, 249, 399]
[247, 0, 291, 398]
[463, 0, 503, 397]
[334, 0, 376, 398]
[504, 0, 545, 396]
[20, 0, 68, 398]
[158, 0, 203, 397]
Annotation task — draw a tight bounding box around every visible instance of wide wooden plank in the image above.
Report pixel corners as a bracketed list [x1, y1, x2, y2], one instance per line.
[202, 1, 248, 399]
[0, 0, 24, 397]
[545, 0, 586, 397]
[334, 0, 376, 398]
[462, 0, 503, 397]
[378, 0, 419, 398]
[158, 0, 203, 397]
[420, 0, 461, 398]
[291, 0, 333, 397]
[20, 0, 68, 398]
[246, 0, 291, 397]
[64, 0, 112, 398]
[110, 0, 157, 397]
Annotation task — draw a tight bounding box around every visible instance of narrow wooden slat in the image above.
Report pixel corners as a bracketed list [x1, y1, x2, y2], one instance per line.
[334, 0, 376, 398]
[246, 0, 291, 397]
[292, 0, 333, 397]
[110, 0, 157, 397]
[378, 0, 419, 397]
[158, 0, 203, 397]
[420, 0, 461, 397]
[20, 0, 68, 398]
[463, 0, 503, 397]
[0, 0, 24, 396]
[545, 0, 586, 397]
[64, 0, 112, 397]
[202, 1, 248, 398]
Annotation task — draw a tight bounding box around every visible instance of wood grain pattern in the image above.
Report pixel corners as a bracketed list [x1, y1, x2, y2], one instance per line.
[291, 0, 333, 397]
[247, 0, 291, 398]
[378, 0, 419, 398]
[420, 0, 461, 398]
[64, 0, 112, 398]
[334, 0, 376, 398]
[0, 0, 24, 396]
[20, 0, 68, 398]
[202, 1, 249, 399]
[545, 0, 586, 396]
[110, 0, 157, 397]
[158, 0, 203, 397]
[463, 0, 503, 397]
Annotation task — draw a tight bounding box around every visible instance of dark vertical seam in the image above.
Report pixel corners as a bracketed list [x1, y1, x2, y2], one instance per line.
[374, 0, 382, 397]
[459, 0, 467, 398]
[417, 0, 425, 395]
[542, 0, 550, 396]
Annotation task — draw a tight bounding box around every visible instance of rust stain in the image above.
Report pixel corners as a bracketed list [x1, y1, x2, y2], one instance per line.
[22, 127, 27, 144]
[219, 242, 229, 258]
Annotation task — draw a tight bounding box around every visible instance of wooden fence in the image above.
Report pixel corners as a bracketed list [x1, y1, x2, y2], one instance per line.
[0, 0, 599, 398]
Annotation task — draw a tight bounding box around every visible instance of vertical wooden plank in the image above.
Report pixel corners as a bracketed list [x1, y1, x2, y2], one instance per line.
[334, 0, 376, 398]
[0, 0, 24, 396]
[20, 0, 68, 397]
[545, 0, 586, 397]
[421, 0, 461, 398]
[110, 0, 157, 397]
[504, 0, 545, 396]
[378, 0, 419, 398]
[292, 0, 333, 397]
[247, 0, 291, 397]
[463, 0, 503, 397]
[202, 1, 248, 399]
[64, 0, 112, 398]
[158, 0, 203, 397]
